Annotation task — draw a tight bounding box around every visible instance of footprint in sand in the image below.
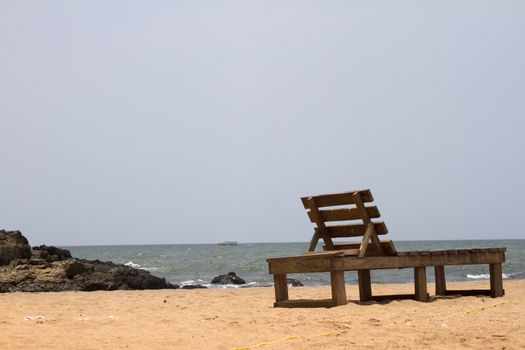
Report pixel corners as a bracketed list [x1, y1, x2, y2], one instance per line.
[368, 318, 381, 326]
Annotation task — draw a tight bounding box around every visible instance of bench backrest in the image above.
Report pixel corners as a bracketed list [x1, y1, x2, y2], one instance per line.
[301, 189, 396, 257]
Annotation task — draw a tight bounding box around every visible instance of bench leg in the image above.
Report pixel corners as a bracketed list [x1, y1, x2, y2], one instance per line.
[358, 269, 372, 302]
[331, 271, 347, 305]
[434, 265, 447, 296]
[489, 263, 504, 297]
[414, 267, 429, 302]
[274, 274, 289, 302]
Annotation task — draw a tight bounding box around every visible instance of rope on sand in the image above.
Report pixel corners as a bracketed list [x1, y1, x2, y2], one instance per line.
[229, 332, 336, 350]
[396, 295, 524, 327]
[230, 295, 524, 349]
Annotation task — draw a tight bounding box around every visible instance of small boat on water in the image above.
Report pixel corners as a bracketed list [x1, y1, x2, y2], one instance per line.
[218, 241, 238, 246]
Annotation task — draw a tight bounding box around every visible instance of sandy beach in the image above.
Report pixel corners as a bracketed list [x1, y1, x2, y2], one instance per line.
[1, 280, 524, 349]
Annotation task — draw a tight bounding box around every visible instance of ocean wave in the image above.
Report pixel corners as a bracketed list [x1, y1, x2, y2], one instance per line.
[124, 261, 160, 271]
[124, 261, 141, 268]
[466, 273, 511, 280]
[178, 279, 273, 289]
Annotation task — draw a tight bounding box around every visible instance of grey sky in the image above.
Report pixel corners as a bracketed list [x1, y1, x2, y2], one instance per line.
[1, 1, 524, 245]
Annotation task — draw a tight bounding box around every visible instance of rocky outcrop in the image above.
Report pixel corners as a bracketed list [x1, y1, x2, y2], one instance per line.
[0, 230, 32, 265]
[0, 230, 177, 292]
[31, 245, 72, 262]
[211, 272, 246, 285]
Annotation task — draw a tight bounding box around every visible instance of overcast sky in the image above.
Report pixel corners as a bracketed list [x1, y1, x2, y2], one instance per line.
[1, 1, 524, 246]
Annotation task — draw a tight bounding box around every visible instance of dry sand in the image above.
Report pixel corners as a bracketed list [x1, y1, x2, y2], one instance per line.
[1, 280, 524, 349]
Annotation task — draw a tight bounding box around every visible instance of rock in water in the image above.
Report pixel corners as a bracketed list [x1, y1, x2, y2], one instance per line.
[287, 278, 304, 287]
[211, 272, 246, 285]
[0, 230, 178, 292]
[0, 230, 32, 266]
[181, 284, 207, 289]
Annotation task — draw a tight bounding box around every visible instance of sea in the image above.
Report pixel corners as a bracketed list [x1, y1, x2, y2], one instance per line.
[65, 240, 525, 288]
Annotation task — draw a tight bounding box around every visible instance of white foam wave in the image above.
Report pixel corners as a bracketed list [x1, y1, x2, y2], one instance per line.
[141, 267, 159, 271]
[180, 279, 207, 286]
[124, 261, 141, 268]
[467, 273, 510, 280]
[178, 280, 271, 289]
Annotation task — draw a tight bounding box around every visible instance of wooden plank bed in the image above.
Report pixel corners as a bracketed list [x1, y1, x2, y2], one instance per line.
[266, 189, 506, 308]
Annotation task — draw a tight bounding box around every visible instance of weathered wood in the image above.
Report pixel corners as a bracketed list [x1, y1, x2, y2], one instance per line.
[371, 294, 417, 301]
[306, 197, 335, 250]
[310, 248, 359, 256]
[299, 250, 348, 258]
[444, 289, 492, 296]
[358, 269, 372, 302]
[268, 250, 344, 262]
[414, 267, 428, 302]
[490, 263, 504, 297]
[382, 241, 397, 256]
[434, 265, 447, 296]
[326, 241, 397, 256]
[301, 189, 373, 209]
[307, 229, 321, 252]
[326, 222, 388, 237]
[358, 223, 374, 258]
[274, 299, 337, 308]
[269, 249, 506, 275]
[307, 206, 381, 222]
[353, 192, 370, 221]
[268, 188, 507, 308]
[268, 256, 335, 274]
[354, 192, 384, 256]
[330, 270, 347, 305]
[273, 274, 288, 302]
[338, 249, 506, 270]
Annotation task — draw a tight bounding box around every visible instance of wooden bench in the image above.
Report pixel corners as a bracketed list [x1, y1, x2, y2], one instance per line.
[266, 189, 506, 307]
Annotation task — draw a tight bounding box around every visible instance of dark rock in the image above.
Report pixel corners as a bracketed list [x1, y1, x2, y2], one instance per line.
[32, 245, 72, 262]
[0, 230, 32, 266]
[211, 272, 246, 285]
[0, 231, 178, 292]
[181, 284, 207, 289]
[287, 278, 304, 287]
[63, 260, 87, 279]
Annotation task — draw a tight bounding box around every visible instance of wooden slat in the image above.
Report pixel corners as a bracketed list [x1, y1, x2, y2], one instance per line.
[358, 223, 374, 258]
[268, 256, 336, 274]
[306, 206, 380, 223]
[444, 289, 493, 297]
[382, 241, 397, 256]
[307, 229, 321, 252]
[301, 189, 373, 209]
[337, 250, 506, 271]
[353, 192, 370, 221]
[311, 248, 359, 256]
[306, 197, 335, 250]
[327, 241, 397, 256]
[370, 294, 416, 301]
[267, 250, 344, 262]
[269, 250, 506, 275]
[325, 222, 388, 237]
[274, 299, 337, 308]
[354, 192, 384, 257]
